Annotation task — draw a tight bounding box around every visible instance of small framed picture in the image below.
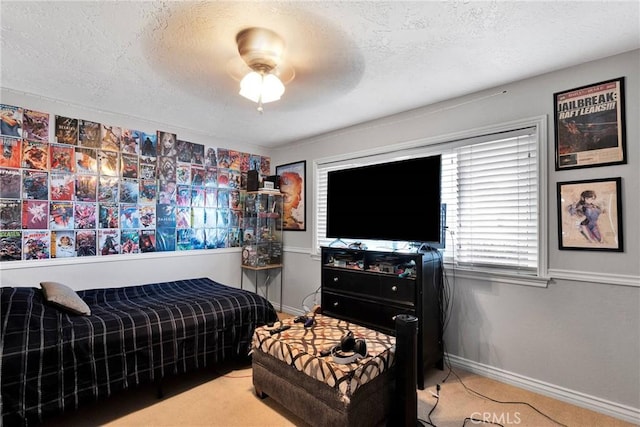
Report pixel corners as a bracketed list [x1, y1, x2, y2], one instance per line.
[554, 77, 626, 170]
[276, 161, 306, 231]
[557, 177, 623, 251]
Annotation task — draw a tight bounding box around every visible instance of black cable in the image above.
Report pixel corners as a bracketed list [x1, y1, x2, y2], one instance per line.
[419, 383, 440, 427]
[428, 384, 441, 425]
[438, 231, 567, 427]
[301, 285, 320, 312]
[440, 341, 568, 427]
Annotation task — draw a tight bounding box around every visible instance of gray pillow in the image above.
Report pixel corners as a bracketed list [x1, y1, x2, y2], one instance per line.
[40, 281, 91, 316]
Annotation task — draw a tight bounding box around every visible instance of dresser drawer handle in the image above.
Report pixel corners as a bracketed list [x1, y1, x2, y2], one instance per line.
[391, 286, 398, 292]
[333, 277, 339, 282]
[333, 301, 339, 307]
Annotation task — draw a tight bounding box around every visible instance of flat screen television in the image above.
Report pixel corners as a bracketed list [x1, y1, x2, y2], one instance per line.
[326, 154, 442, 245]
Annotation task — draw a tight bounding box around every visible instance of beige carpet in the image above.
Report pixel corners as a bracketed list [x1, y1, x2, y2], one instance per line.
[40, 359, 635, 427]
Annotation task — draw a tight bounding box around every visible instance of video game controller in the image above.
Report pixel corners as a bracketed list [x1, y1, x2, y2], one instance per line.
[294, 315, 315, 328]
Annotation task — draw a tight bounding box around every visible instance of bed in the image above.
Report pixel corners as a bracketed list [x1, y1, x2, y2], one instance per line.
[0, 277, 278, 426]
[251, 314, 396, 427]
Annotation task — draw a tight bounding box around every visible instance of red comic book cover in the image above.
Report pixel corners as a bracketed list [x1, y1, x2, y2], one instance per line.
[139, 229, 156, 253]
[22, 200, 48, 229]
[22, 109, 49, 142]
[121, 153, 138, 178]
[240, 152, 250, 172]
[50, 143, 75, 173]
[260, 156, 271, 176]
[22, 140, 49, 170]
[0, 137, 22, 168]
[50, 172, 74, 201]
[50, 173, 74, 201]
[217, 168, 230, 188]
[74, 201, 97, 229]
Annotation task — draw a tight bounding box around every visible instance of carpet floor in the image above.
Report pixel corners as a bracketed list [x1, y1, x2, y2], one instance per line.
[39, 359, 635, 427]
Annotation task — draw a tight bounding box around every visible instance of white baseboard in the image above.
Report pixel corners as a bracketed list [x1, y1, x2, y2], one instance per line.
[446, 354, 640, 425]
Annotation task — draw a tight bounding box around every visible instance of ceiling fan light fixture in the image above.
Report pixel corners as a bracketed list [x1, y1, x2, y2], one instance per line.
[235, 27, 291, 112]
[239, 71, 285, 104]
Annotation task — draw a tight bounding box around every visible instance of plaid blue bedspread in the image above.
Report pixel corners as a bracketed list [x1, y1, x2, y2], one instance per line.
[0, 277, 278, 426]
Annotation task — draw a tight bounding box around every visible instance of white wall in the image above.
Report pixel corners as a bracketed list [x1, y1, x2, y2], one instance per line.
[272, 50, 639, 422]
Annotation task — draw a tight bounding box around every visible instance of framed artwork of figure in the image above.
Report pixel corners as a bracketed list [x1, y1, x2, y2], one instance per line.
[276, 161, 306, 231]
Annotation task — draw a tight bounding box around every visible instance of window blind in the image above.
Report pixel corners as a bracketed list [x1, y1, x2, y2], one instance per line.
[442, 132, 537, 272]
[315, 124, 540, 276]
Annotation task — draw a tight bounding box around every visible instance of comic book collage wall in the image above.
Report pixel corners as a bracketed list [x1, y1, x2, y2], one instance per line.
[0, 104, 271, 261]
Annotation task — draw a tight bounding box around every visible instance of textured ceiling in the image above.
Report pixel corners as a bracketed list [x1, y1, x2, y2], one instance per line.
[1, 1, 639, 148]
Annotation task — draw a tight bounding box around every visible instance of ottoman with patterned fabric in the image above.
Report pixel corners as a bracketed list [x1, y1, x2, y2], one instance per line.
[251, 314, 396, 427]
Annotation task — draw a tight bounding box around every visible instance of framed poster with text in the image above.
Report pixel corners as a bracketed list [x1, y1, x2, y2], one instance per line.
[554, 77, 626, 170]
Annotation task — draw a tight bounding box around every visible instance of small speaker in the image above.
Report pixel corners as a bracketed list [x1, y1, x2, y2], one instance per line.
[247, 170, 259, 191]
[265, 174, 280, 189]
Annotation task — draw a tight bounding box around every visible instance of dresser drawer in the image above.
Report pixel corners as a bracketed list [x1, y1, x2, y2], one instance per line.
[322, 268, 380, 296]
[321, 290, 415, 333]
[378, 276, 415, 305]
[323, 268, 415, 306]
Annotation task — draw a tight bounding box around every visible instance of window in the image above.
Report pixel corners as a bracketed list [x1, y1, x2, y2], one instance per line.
[314, 116, 548, 286]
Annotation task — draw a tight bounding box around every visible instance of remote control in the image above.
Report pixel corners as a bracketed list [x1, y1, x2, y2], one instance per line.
[269, 325, 291, 335]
